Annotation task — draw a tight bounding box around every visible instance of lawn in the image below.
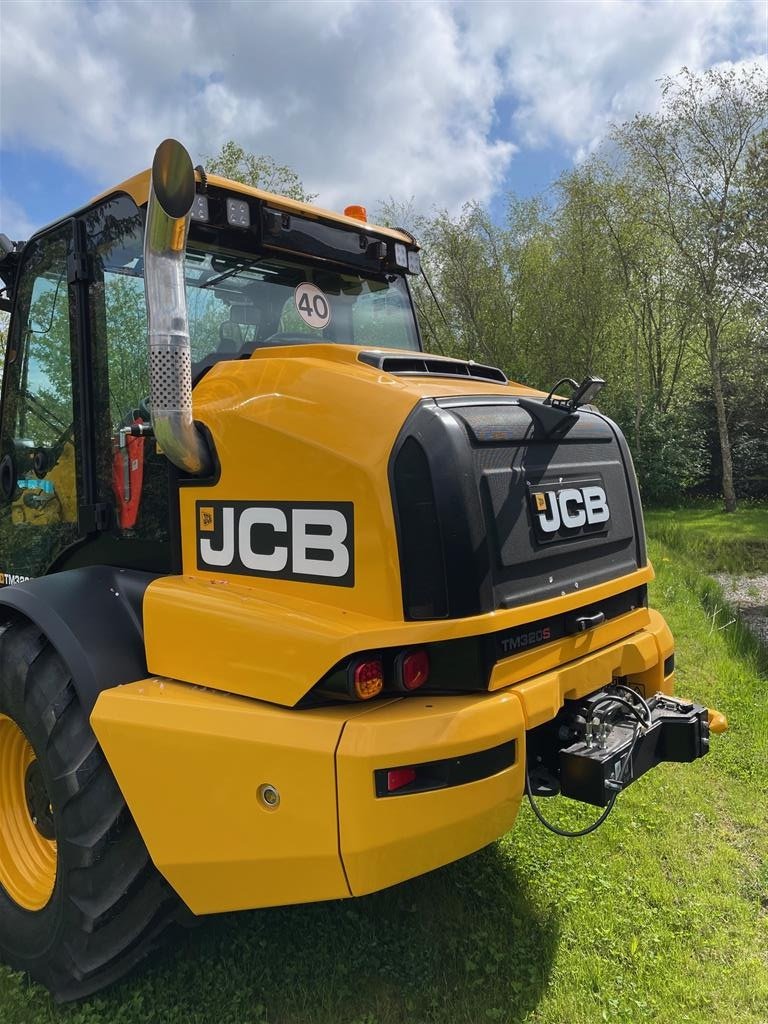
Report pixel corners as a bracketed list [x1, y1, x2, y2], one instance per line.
[0, 530, 766, 1023]
[645, 502, 768, 572]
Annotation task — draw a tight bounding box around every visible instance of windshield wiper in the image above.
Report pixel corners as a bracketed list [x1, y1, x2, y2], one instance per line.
[197, 257, 264, 290]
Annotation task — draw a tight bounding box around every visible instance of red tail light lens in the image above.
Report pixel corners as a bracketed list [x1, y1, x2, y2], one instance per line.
[387, 767, 417, 792]
[348, 657, 384, 700]
[395, 649, 430, 691]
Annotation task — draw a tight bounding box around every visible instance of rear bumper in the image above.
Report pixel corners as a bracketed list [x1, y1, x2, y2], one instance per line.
[91, 610, 676, 915]
[336, 692, 525, 896]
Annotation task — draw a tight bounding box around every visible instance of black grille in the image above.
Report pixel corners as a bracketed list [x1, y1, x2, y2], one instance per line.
[392, 437, 448, 619]
[359, 351, 507, 384]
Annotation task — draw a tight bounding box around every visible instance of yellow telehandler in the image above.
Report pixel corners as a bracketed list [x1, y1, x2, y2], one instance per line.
[0, 140, 725, 999]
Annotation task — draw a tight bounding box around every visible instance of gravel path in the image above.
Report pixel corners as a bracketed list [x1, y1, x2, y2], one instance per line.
[712, 573, 768, 647]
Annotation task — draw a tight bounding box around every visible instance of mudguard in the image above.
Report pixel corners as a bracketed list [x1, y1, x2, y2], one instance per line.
[0, 566, 158, 712]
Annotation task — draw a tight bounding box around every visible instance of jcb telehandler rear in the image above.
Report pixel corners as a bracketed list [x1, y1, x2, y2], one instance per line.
[0, 139, 725, 999]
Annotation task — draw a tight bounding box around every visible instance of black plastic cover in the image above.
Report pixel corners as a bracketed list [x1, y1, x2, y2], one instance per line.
[390, 396, 646, 620]
[0, 566, 156, 712]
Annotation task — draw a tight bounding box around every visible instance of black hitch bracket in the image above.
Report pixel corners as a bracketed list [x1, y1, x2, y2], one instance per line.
[528, 688, 711, 808]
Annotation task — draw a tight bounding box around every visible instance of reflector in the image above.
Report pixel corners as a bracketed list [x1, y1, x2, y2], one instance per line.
[387, 767, 416, 792]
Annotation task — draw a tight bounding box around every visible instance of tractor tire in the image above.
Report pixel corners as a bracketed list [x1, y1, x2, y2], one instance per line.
[0, 617, 181, 1001]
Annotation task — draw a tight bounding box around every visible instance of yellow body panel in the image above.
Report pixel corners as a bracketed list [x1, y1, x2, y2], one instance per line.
[145, 566, 653, 707]
[506, 610, 674, 730]
[90, 679, 357, 913]
[336, 692, 526, 895]
[143, 343, 652, 705]
[93, 615, 670, 915]
[488, 606, 651, 691]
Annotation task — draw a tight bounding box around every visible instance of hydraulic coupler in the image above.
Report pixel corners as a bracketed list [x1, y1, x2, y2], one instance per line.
[527, 688, 712, 807]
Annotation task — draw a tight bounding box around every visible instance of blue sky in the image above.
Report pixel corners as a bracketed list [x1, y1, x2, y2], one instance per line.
[1, 0, 766, 240]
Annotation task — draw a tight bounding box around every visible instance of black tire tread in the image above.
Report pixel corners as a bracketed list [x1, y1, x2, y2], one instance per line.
[0, 616, 181, 1001]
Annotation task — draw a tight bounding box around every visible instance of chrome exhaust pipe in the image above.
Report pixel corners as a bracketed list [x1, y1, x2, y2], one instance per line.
[143, 138, 211, 476]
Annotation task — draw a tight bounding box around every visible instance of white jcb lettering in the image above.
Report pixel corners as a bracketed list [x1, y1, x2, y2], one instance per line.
[239, 508, 288, 572]
[535, 485, 610, 534]
[197, 503, 354, 585]
[582, 485, 609, 524]
[199, 507, 235, 566]
[559, 488, 587, 529]
[538, 491, 561, 533]
[292, 508, 349, 578]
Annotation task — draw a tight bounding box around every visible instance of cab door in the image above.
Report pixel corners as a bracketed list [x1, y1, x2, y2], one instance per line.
[0, 222, 81, 582]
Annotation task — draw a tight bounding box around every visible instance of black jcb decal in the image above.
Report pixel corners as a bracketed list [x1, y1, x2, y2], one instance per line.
[196, 501, 354, 587]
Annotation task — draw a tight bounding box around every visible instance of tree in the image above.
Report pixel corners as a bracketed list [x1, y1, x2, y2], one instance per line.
[613, 65, 768, 511]
[203, 141, 317, 203]
[576, 162, 698, 454]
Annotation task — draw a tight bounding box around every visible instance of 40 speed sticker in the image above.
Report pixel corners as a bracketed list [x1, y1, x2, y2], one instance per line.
[295, 282, 331, 329]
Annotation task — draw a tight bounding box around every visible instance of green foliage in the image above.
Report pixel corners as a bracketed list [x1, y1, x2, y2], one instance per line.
[610, 65, 767, 511]
[626, 405, 708, 507]
[395, 65, 767, 508]
[204, 141, 317, 203]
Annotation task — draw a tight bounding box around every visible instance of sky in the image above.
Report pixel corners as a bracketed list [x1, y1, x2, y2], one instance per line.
[0, 0, 766, 241]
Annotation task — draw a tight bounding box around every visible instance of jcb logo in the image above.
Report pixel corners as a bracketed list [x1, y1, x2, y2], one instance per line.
[196, 501, 354, 587]
[531, 485, 610, 538]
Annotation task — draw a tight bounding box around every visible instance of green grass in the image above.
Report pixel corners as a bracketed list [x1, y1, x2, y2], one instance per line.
[1, 537, 767, 1023]
[645, 502, 768, 573]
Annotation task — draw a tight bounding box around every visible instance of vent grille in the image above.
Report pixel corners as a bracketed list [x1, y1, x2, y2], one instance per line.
[359, 352, 507, 384]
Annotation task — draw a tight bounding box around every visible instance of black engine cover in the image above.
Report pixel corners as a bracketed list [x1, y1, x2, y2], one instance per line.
[390, 396, 646, 620]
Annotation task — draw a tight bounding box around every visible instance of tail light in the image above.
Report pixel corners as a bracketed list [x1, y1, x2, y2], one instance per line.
[348, 656, 384, 700]
[394, 649, 430, 691]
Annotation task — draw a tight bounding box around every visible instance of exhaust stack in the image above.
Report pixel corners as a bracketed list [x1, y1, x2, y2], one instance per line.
[143, 138, 211, 476]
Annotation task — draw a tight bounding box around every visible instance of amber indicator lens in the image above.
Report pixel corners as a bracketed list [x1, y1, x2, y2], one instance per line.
[349, 657, 384, 700]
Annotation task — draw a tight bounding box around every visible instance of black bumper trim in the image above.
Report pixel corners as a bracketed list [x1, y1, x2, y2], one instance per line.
[374, 739, 517, 798]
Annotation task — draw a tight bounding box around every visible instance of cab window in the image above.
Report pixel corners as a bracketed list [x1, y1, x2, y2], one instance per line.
[0, 223, 79, 580]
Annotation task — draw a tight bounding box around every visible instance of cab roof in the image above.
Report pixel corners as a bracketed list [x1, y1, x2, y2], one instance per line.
[90, 169, 416, 246]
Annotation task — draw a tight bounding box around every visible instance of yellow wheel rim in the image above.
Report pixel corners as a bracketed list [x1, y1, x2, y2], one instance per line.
[0, 714, 57, 910]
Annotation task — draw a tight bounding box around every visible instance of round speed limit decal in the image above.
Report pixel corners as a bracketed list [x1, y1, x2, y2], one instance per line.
[294, 283, 331, 329]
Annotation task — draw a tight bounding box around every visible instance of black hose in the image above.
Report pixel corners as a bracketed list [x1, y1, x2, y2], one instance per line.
[525, 721, 642, 838]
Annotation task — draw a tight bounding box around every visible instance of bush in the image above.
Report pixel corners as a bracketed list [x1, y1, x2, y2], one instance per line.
[615, 404, 708, 506]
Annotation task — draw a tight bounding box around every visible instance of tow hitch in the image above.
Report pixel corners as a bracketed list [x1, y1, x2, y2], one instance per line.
[526, 686, 725, 836]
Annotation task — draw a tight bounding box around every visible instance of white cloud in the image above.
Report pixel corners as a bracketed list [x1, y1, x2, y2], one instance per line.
[485, 0, 767, 158]
[0, 0, 765, 218]
[0, 193, 36, 242]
